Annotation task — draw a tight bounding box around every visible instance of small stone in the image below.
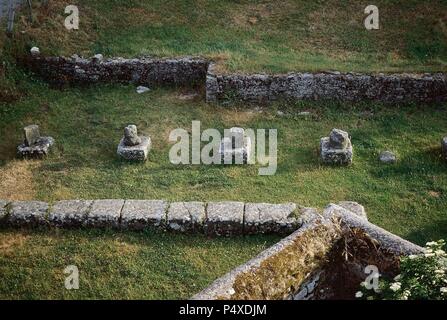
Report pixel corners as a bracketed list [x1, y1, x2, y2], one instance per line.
[24, 125, 40, 146]
[276, 110, 285, 116]
[121, 200, 167, 230]
[49, 200, 93, 227]
[167, 202, 205, 232]
[85, 199, 124, 228]
[0, 200, 10, 226]
[379, 151, 396, 163]
[30, 47, 40, 57]
[337, 201, 367, 220]
[136, 86, 150, 94]
[329, 128, 349, 149]
[205, 201, 244, 236]
[123, 125, 141, 146]
[8, 201, 48, 227]
[442, 137, 447, 160]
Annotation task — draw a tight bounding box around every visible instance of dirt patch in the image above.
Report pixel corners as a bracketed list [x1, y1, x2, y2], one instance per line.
[0, 160, 38, 200]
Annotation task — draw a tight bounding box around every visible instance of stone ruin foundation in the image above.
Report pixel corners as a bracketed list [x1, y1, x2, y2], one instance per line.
[17, 124, 54, 158]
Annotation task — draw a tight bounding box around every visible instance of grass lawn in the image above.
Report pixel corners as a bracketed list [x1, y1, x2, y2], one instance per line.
[0, 0, 446, 299]
[0, 228, 279, 299]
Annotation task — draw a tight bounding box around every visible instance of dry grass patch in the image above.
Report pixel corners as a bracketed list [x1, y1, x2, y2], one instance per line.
[0, 160, 38, 200]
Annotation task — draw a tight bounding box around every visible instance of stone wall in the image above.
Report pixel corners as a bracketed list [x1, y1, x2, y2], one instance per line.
[192, 203, 423, 300]
[26, 55, 209, 87]
[0, 199, 317, 236]
[26, 53, 447, 104]
[206, 63, 447, 104]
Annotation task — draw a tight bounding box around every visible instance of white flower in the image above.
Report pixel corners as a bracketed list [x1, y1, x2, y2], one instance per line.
[426, 241, 438, 247]
[360, 281, 367, 287]
[435, 250, 446, 256]
[435, 269, 445, 275]
[408, 255, 419, 260]
[390, 282, 401, 292]
[440, 287, 447, 294]
[394, 274, 401, 281]
[355, 291, 363, 298]
[424, 253, 435, 258]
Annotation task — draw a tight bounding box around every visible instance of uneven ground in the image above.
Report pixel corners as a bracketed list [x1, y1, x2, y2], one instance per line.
[0, 0, 446, 299]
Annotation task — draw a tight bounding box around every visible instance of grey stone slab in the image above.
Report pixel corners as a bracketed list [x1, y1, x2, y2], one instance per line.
[8, 201, 48, 227]
[85, 199, 124, 228]
[244, 202, 300, 235]
[167, 202, 205, 232]
[117, 136, 151, 161]
[0, 200, 10, 226]
[49, 200, 93, 227]
[121, 200, 167, 230]
[205, 202, 244, 236]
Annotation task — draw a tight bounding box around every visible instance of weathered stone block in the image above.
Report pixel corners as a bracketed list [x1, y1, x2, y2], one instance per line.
[167, 202, 205, 232]
[8, 201, 48, 227]
[18, 125, 55, 158]
[49, 200, 93, 227]
[121, 200, 167, 230]
[320, 129, 353, 165]
[244, 203, 300, 234]
[117, 136, 151, 161]
[123, 125, 141, 146]
[205, 202, 244, 236]
[219, 128, 252, 164]
[0, 200, 10, 226]
[85, 199, 124, 228]
[442, 137, 447, 160]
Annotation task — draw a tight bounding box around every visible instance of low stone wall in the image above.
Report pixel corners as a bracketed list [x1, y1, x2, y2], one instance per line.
[0, 199, 318, 236]
[206, 63, 447, 103]
[26, 55, 209, 87]
[192, 204, 423, 300]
